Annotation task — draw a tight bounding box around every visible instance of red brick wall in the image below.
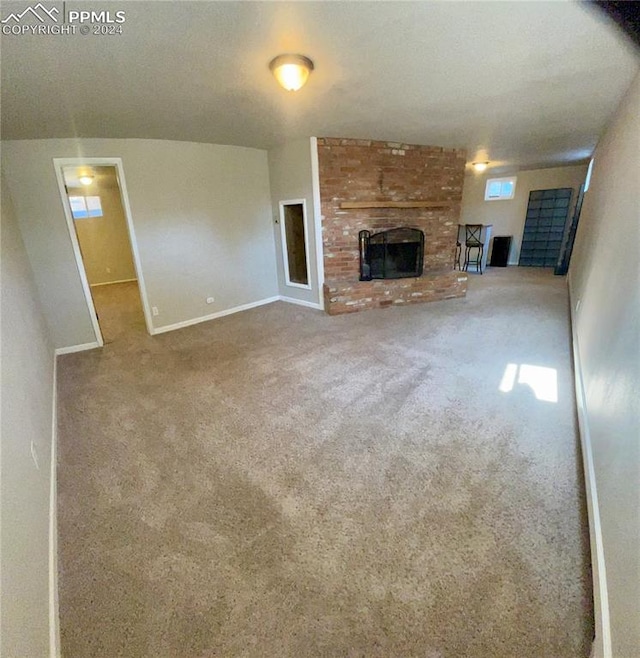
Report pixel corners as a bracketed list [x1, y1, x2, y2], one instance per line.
[324, 272, 468, 315]
[317, 138, 468, 314]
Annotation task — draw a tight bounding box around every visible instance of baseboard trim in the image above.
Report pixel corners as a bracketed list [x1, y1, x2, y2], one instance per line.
[279, 295, 323, 310]
[152, 296, 281, 335]
[49, 355, 61, 657]
[568, 274, 611, 658]
[55, 341, 101, 356]
[89, 278, 137, 288]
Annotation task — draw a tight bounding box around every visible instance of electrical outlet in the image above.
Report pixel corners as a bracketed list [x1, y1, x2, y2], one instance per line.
[106, 267, 111, 274]
[206, 297, 215, 304]
[152, 306, 159, 316]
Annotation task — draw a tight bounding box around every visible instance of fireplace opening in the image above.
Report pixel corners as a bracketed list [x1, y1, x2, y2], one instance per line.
[359, 227, 424, 280]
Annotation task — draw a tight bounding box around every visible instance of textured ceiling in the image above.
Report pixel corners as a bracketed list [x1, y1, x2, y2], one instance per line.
[1, 1, 638, 171]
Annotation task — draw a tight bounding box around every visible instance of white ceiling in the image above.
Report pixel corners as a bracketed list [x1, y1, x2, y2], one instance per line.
[1, 1, 638, 172]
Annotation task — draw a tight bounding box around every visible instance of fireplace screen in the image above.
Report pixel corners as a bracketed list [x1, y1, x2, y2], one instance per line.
[359, 227, 424, 280]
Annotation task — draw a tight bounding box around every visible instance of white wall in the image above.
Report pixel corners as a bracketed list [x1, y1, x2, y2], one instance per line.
[460, 164, 588, 264]
[1, 139, 278, 348]
[568, 71, 640, 658]
[1, 175, 56, 656]
[267, 138, 322, 308]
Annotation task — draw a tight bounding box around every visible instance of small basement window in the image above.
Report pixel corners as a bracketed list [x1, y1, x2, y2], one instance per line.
[485, 176, 517, 201]
[69, 195, 103, 219]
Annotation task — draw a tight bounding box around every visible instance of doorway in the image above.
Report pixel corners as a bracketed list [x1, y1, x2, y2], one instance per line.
[279, 199, 311, 289]
[54, 158, 153, 345]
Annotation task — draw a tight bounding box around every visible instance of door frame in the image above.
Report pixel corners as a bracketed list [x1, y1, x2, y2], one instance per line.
[53, 157, 154, 343]
[278, 198, 312, 290]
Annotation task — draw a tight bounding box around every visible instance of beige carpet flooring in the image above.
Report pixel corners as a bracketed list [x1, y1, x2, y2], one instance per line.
[57, 268, 594, 657]
[90, 280, 146, 344]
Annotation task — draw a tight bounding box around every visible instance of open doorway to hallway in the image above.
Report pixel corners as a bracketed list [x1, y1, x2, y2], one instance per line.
[56, 160, 153, 344]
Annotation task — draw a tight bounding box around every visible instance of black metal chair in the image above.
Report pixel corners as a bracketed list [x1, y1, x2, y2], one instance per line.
[463, 224, 484, 274]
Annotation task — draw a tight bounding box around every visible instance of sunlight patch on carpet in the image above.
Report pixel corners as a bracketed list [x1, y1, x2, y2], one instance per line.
[499, 363, 558, 403]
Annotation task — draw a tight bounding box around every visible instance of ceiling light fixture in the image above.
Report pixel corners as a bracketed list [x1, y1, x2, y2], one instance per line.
[472, 162, 489, 173]
[79, 173, 94, 186]
[269, 54, 314, 91]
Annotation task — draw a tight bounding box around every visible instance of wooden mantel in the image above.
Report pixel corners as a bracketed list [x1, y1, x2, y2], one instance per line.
[339, 200, 454, 209]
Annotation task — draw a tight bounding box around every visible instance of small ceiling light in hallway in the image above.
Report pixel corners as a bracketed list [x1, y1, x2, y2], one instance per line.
[269, 54, 314, 91]
[79, 172, 94, 185]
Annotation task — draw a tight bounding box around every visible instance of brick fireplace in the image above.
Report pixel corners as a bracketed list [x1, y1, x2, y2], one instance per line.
[318, 138, 468, 315]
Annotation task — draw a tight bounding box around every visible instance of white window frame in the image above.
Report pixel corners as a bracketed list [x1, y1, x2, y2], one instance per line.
[584, 158, 594, 192]
[68, 194, 103, 219]
[485, 176, 517, 201]
[279, 198, 312, 290]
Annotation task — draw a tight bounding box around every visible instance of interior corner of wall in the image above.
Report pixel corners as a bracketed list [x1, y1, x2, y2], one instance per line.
[49, 353, 61, 658]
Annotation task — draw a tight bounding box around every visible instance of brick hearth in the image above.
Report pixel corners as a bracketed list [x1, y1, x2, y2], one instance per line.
[317, 137, 468, 315]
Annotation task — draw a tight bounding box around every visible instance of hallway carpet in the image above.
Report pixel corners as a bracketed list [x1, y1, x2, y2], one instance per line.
[90, 280, 146, 344]
[56, 268, 593, 657]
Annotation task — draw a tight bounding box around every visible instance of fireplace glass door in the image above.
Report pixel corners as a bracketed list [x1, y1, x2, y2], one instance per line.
[359, 227, 424, 280]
